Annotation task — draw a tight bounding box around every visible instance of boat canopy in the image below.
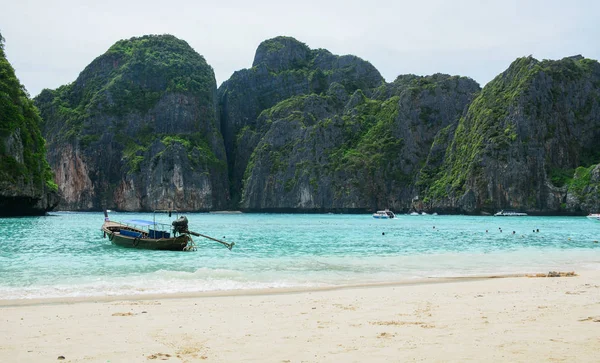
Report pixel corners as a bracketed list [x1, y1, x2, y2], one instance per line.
[122, 219, 158, 226]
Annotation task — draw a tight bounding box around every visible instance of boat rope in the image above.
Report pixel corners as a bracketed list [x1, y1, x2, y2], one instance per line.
[109, 232, 114, 241]
[133, 237, 140, 247]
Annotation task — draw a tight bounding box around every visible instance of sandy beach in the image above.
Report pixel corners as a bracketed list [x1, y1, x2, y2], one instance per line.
[1, 271, 599, 362]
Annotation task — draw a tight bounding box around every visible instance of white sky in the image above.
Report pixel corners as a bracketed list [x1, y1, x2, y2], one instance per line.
[1, 0, 598, 97]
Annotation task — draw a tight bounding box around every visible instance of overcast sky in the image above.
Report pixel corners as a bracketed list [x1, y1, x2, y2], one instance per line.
[1, 0, 598, 97]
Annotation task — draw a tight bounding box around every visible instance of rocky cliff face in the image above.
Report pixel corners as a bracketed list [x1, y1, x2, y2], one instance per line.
[218, 36, 384, 204]
[35, 35, 228, 211]
[20, 32, 600, 214]
[419, 55, 600, 214]
[240, 74, 480, 212]
[0, 33, 59, 216]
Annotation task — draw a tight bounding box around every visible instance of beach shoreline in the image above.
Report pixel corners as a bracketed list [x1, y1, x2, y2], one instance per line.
[0, 273, 532, 307]
[1, 270, 598, 362]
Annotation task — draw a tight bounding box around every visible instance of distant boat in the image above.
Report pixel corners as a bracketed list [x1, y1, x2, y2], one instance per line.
[587, 213, 600, 221]
[373, 209, 396, 219]
[409, 212, 420, 216]
[101, 210, 234, 251]
[494, 210, 528, 216]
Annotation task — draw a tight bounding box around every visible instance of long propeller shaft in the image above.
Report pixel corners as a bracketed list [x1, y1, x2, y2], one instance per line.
[186, 230, 234, 250]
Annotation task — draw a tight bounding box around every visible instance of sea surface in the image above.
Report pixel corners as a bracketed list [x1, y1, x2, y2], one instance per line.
[0, 212, 599, 300]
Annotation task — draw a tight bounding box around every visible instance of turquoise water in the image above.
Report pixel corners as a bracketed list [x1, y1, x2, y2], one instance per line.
[0, 212, 598, 299]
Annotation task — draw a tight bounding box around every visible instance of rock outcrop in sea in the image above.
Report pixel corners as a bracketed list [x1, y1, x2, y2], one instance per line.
[35, 35, 228, 211]
[0, 33, 59, 216]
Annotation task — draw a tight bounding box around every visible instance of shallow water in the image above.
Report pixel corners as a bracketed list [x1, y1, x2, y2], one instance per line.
[0, 212, 598, 299]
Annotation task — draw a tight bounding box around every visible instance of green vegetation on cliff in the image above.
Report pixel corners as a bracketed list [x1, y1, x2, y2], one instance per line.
[23, 30, 599, 214]
[219, 36, 386, 207]
[423, 59, 537, 201]
[35, 34, 228, 211]
[38, 34, 216, 142]
[420, 55, 600, 213]
[240, 72, 479, 210]
[0, 33, 56, 192]
[120, 131, 226, 174]
[567, 165, 597, 202]
[329, 96, 402, 175]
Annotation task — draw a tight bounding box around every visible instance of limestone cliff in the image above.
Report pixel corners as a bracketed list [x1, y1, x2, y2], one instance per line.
[0, 33, 58, 216]
[419, 55, 600, 214]
[218, 36, 384, 205]
[35, 35, 228, 211]
[21, 32, 600, 215]
[240, 74, 480, 212]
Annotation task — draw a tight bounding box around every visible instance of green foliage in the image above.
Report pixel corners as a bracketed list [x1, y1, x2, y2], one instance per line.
[420, 55, 600, 203]
[122, 137, 149, 173]
[284, 178, 296, 192]
[309, 177, 318, 193]
[421, 57, 540, 200]
[0, 154, 27, 183]
[419, 106, 439, 123]
[309, 69, 328, 94]
[548, 167, 574, 187]
[36, 34, 216, 141]
[242, 71, 471, 207]
[261, 39, 286, 53]
[162, 132, 224, 170]
[120, 132, 225, 174]
[243, 142, 270, 190]
[318, 95, 404, 205]
[335, 98, 402, 172]
[255, 37, 311, 71]
[415, 124, 454, 200]
[79, 134, 101, 149]
[566, 165, 598, 202]
[31, 33, 227, 202]
[0, 32, 56, 191]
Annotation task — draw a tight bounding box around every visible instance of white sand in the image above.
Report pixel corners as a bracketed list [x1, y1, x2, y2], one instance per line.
[1, 272, 599, 362]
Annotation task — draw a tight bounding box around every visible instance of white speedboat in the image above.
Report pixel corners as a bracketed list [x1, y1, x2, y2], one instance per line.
[494, 210, 528, 216]
[373, 209, 396, 219]
[587, 213, 600, 221]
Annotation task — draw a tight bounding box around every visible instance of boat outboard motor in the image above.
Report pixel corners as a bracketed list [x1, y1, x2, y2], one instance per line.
[172, 216, 189, 235]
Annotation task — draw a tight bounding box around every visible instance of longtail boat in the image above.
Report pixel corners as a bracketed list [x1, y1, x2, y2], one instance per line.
[101, 210, 234, 251]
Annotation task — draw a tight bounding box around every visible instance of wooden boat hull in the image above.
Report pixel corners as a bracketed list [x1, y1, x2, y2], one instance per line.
[102, 221, 191, 251]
